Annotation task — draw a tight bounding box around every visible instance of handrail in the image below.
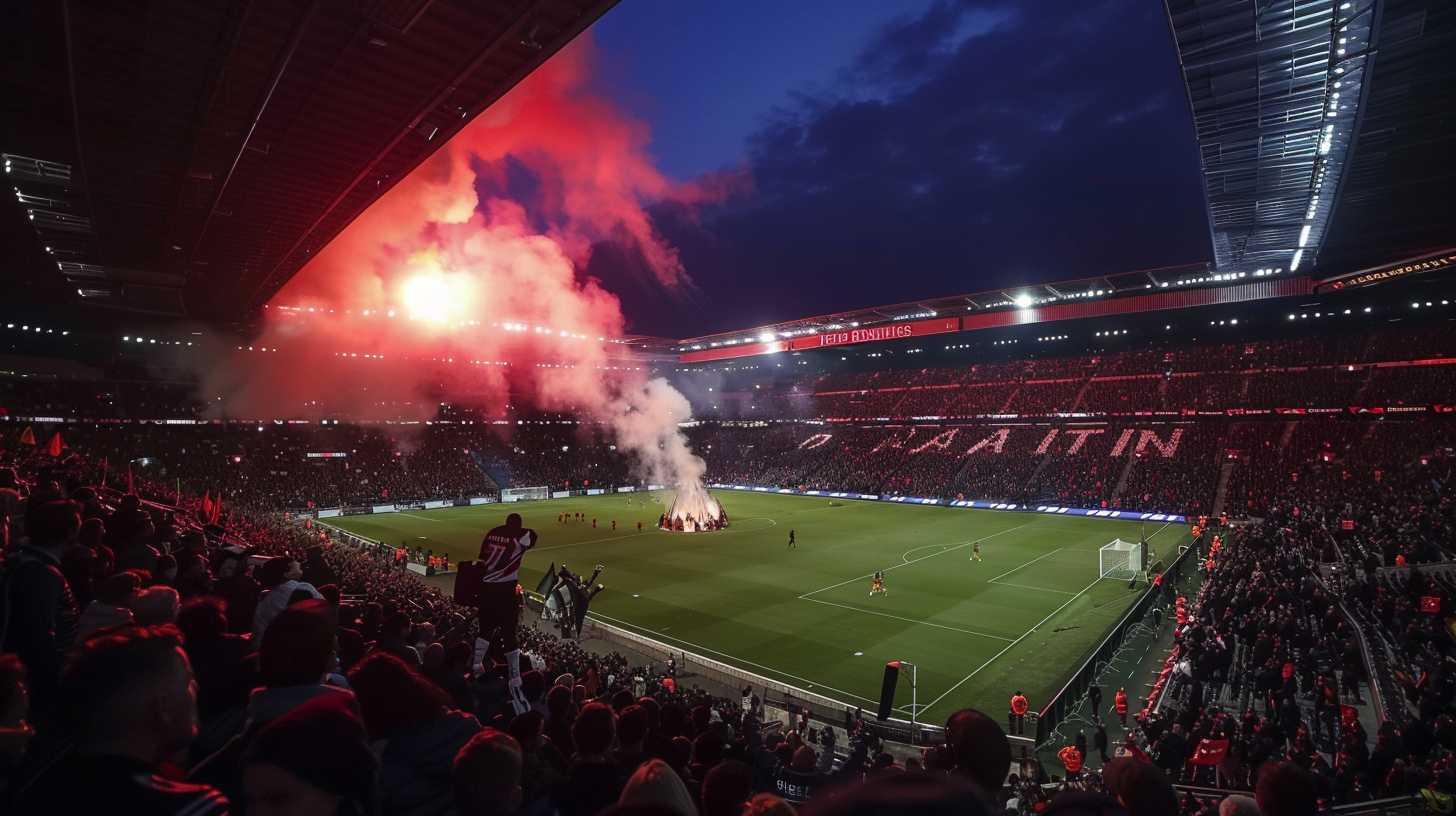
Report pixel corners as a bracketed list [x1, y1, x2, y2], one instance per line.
[1034, 538, 1198, 742]
[1311, 530, 1390, 723]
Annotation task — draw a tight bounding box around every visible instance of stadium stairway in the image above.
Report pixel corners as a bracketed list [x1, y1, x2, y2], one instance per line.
[468, 450, 510, 490]
[1110, 452, 1139, 506]
[1210, 461, 1235, 519]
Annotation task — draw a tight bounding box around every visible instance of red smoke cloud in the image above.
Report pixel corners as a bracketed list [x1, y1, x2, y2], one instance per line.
[277, 36, 713, 308]
[200, 36, 731, 495]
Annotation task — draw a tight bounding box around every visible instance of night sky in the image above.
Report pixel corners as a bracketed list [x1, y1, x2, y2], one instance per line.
[590, 0, 1211, 338]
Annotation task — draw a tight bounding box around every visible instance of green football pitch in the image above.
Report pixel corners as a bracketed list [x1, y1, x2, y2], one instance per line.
[326, 491, 1188, 721]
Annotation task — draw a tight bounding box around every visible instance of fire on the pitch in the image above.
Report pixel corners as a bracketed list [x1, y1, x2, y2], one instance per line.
[659, 483, 729, 532]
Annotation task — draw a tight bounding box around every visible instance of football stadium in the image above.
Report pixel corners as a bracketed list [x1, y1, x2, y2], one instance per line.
[0, 1, 1453, 815]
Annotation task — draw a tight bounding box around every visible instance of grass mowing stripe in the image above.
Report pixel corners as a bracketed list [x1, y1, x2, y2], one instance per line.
[986, 547, 1064, 581]
[328, 492, 1189, 715]
[918, 519, 1182, 716]
[798, 517, 1044, 599]
[587, 610, 901, 712]
[796, 596, 1018, 642]
[920, 571, 1106, 715]
[989, 580, 1077, 596]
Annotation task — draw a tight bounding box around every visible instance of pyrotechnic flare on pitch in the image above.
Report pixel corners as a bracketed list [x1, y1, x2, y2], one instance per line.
[661, 481, 728, 532]
[472, 512, 537, 714]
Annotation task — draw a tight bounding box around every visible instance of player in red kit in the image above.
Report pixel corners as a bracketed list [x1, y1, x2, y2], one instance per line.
[472, 512, 538, 714]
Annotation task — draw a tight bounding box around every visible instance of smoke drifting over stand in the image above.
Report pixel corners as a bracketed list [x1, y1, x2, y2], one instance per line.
[200, 38, 725, 497]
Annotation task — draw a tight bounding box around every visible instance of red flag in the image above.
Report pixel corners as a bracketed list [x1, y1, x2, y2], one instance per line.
[201, 491, 213, 522]
[210, 494, 222, 524]
[18, 426, 36, 446]
[45, 432, 63, 457]
[1189, 738, 1230, 766]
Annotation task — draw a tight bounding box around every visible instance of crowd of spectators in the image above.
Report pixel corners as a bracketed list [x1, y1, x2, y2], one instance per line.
[1139, 491, 1456, 809]
[693, 323, 1456, 421]
[0, 410, 1452, 814]
[0, 441, 1298, 816]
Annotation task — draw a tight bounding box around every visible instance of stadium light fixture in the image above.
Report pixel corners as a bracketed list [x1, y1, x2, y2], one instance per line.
[1290, 249, 1304, 271]
[1298, 225, 1311, 247]
[1013, 294, 1034, 308]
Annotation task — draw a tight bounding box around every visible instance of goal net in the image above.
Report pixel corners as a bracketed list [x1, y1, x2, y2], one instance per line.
[502, 486, 550, 503]
[1098, 538, 1144, 581]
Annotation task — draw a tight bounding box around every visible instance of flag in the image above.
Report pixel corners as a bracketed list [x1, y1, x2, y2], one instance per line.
[18, 426, 36, 446]
[210, 494, 222, 524]
[535, 564, 557, 597]
[201, 491, 214, 523]
[1189, 738, 1230, 766]
[46, 432, 64, 457]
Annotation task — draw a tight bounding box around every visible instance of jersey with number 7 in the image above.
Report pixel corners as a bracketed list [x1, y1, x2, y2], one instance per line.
[478, 525, 537, 583]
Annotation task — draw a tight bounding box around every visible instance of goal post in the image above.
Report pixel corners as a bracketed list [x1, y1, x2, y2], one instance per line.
[1098, 538, 1144, 581]
[502, 486, 550, 503]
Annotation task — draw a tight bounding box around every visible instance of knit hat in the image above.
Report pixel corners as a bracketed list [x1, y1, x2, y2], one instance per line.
[244, 692, 378, 813]
[619, 758, 696, 816]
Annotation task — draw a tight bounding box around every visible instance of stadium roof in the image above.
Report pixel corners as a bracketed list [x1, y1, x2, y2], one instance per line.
[1, 0, 616, 321]
[673, 263, 1313, 361]
[1167, 0, 1453, 278]
[1318, 0, 1455, 272]
[1166, 0, 1372, 276]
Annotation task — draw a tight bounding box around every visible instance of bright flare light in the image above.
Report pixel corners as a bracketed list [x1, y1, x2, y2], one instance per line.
[400, 272, 461, 324]
[1013, 293, 1034, 308]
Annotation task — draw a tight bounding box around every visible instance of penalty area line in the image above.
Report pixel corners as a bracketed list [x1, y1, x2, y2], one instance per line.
[394, 512, 442, 523]
[917, 519, 1180, 716]
[919, 570, 1107, 716]
[800, 517, 1044, 600]
[986, 547, 1063, 582]
[798, 596, 1017, 643]
[989, 580, 1076, 596]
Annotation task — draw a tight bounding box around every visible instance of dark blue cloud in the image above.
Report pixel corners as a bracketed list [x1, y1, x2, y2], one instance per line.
[617, 0, 1210, 337]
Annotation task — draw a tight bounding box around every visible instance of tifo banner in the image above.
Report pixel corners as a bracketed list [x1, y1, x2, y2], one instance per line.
[711, 483, 1186, 522]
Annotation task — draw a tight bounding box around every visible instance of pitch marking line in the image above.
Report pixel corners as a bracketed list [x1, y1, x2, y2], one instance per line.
[989, 580, 1076, 596]
[798, 596, 1017, 643]
[394, 512, 442, 523]
[800, 518, 1044, 599]
[986, 547, 1064, 582]
[532, 516, 780, 555]
[586, 610, 905, 712]
[919, 520, 1179, 715]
